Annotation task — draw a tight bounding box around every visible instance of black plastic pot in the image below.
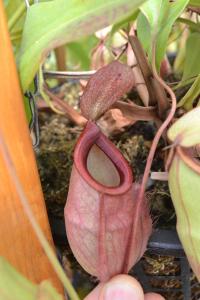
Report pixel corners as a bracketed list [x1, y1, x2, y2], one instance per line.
[133, 230, 197, 300]
[49, 215, 200, 300]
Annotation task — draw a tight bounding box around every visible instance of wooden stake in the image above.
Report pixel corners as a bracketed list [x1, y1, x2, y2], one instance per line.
[0, 1, 63, 293]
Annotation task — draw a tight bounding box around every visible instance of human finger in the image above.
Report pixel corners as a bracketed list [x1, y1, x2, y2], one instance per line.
[84, 282, 104, 300]
[84, 274, 145, 300]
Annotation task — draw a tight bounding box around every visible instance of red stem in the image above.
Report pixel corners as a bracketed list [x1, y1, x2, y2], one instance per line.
[139, 41, 177, 200]
[125, 41, 177, 270]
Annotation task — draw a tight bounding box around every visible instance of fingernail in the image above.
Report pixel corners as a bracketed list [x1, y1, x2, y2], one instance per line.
[103, 282, 141, 300]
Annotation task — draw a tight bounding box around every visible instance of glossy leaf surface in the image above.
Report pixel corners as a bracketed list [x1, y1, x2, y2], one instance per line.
[168, 107, 200, 147]
[137, 0, 189, 69]
[177, 74, 200, 110]
[169, 154, 200, 281]
[18, 0, 146, 91]
[181, 32, 200, 82]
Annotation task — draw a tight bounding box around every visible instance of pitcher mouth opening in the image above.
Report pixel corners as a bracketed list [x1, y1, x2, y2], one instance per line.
[74, 121, 133, 195]
[87, 144, 121, 188]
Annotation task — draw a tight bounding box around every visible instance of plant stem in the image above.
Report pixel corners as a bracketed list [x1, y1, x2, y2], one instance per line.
[129, 35, 170, 118]
[44, 70, 96, 80]
[55, 46, 67, 84]
[125, 40, 177, 270]
[127, 38, 176, 265]
[128, 35, 155, 104]
[139, 40, 177, 199]
[44, 87, 87, 126]
[0, 130, 80, 300]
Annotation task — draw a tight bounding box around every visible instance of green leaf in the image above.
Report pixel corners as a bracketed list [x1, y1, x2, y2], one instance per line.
[137, 0, 189, 69]
[18, 0, 146, 92]
[189, 0, 200, 6]
[24, 94, 33, 125]
[6, 0, 27, 31]
[182, 32, 200, 82]
[5, 1, 50, 53]
[110, 10, 139, 36]
[67, 35, 98, 70]
[5, 0, 28, 52]
[178, 17, 200, 33]
[177, 74, 200, 110]
[0, 257, 63, 300]
[169, 154, 200, 281]
[137, 12, 151, 53]
[168, 107, 200, 147]
[173, 35, 186, 76]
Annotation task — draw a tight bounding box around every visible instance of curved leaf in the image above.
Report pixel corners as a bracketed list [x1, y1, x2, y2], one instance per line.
[181, 32, 200, 82]
[178, 17, 200, 33]
[189, 0, 200, 6]
[137, 0, 189, 69]
[0, 257, 63, 300]
[18, 0, 146, 91]
[110, 10, 139, 36]
[168, 107, 200, 147]
[169, 154, 200, 281]
[177, 74, 200, 110]
[67, 35, 98, 70]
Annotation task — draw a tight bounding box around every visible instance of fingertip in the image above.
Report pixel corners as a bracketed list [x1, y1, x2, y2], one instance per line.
[84, 283, 104, 300]
[100, 274, 144, 300]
